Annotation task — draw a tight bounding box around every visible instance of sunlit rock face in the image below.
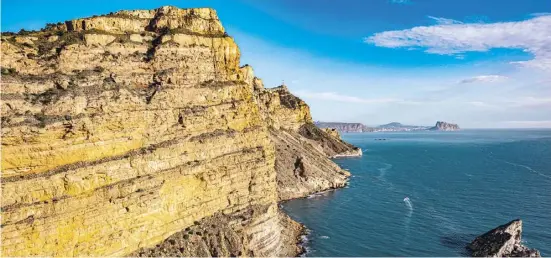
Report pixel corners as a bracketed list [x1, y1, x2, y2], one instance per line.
[1, 6, 358, 256]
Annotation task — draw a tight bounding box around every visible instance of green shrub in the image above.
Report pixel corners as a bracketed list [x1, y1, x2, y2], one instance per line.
[1, 67, 17, 75]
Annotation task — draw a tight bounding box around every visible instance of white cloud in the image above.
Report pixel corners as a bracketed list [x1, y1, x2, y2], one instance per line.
[467, 101, 495, 108]
[294, 90, 399, 104]
[459, 75, 508, 84]
[389, 0, 411, 4]
[365, 16, 551, 70]
[508, 97, 551, 108]
[466, 97, 551, 109]
[428, 16, 463, 25]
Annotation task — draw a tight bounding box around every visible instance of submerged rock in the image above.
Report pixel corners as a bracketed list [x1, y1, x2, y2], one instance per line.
[467, 219, 541, 257]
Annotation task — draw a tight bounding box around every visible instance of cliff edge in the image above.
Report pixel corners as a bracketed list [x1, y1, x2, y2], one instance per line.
[1, 6, 359, 256]
[240, 66, 361, 201]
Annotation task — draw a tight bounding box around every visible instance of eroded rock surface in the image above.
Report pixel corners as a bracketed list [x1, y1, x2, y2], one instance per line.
[1, 5, 359, 257]
[468, 219, 541, 257]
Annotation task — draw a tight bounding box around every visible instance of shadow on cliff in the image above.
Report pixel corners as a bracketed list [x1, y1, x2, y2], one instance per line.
[440, 233, 477, 256]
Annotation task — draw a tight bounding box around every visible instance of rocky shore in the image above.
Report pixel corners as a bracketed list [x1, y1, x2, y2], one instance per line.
[468, 219, 541, 257]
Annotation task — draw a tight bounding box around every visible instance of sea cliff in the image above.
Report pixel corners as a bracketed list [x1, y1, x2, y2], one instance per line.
[0, 6, 359, 256]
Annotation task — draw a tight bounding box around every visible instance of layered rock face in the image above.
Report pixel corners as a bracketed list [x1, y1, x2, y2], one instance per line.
[1, 6, 358, 256]
[322, 128, 341, 139]
[468, 219, 541, 257]
[430, 121, 460, 131]
[241, 75, 360, 200]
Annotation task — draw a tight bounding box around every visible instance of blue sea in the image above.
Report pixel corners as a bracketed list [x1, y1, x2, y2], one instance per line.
[282, 129, 551, 257]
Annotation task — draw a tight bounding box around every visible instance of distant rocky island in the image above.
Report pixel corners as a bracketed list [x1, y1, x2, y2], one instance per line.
[315, 121, 460, 133]
[429, 121, 460, 131]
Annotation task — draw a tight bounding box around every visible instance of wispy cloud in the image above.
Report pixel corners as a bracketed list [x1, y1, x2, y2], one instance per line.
[389, 0, 411, 4]
[502, 120, 551, 128]
[466, 96, 551, 109]
[507, 97, 551, 108]
[459, 75, 508, 84]
[466, 101, 496, 108]
[365, 15, 551, 70]
[295, 90, 399, 104]
[427, 16, 463, 25]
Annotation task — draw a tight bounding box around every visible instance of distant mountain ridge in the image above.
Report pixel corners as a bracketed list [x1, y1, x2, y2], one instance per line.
[313, 122, 374, 132]
[315, 121, 460, 132]
[376, 122, 431, 131]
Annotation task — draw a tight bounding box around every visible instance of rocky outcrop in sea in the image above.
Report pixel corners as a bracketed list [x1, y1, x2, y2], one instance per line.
[467, 219, 541, 257]
[430, 121, 460, 131]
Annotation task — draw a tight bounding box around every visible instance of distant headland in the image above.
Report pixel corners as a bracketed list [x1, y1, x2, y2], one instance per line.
[315, 121, 460, 132]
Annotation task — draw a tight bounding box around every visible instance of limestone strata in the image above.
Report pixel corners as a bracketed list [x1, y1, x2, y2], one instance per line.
[132, 205, 303, 257]
[468, 219, 541, 257]
[322, 128, 341, 139]
[2, 6, 281, 256]
[0, 5, 358, 256]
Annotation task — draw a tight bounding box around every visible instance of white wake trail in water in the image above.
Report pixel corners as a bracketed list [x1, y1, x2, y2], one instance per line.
[501, 160, 551, 181]
[403, 197, 413, 217]
[377, 162, 393, 179]
[402, 197, 413, 244]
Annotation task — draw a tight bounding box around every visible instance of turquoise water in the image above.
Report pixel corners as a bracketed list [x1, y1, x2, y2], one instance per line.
[282, 129, 551, 256]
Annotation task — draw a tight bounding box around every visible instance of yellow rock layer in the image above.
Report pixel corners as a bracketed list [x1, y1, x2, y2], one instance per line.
[0, 6, 287, 256]
[1, 5, 354, 257]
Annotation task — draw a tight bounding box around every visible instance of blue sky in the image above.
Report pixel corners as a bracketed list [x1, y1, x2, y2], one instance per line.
[2, 0, 551, 128]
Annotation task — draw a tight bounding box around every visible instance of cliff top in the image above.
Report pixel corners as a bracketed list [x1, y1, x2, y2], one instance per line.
[2, 6, 225, 36]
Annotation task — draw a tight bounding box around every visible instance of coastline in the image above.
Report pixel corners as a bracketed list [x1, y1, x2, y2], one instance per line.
[331, 148, 363, 158]
[280, 158, 353, 256]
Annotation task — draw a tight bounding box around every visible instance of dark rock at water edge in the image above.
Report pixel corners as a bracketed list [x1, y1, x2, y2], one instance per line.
[467, 219, 541, 257]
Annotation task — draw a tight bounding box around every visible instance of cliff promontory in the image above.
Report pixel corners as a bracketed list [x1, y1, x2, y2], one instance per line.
[0, 6, 359, 256]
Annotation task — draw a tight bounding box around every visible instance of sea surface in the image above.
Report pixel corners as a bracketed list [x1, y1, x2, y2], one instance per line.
[281, 129, 551, 256]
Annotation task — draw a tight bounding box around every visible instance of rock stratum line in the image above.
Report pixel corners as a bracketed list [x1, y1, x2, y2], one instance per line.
[0, 6, 360, 256]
